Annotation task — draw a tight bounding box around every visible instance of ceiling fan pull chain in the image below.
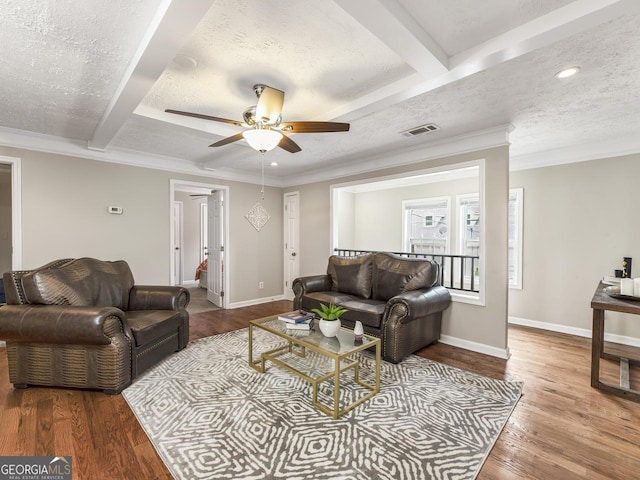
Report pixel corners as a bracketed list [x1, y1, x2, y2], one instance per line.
[260, 152, 265, 200]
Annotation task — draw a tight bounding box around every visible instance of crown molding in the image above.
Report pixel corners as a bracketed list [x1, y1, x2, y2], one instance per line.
[509, 134, 640, 171]
[3, 123, 639, 189]
[282, 124, 513, 186]
[0, 125, 287, 187]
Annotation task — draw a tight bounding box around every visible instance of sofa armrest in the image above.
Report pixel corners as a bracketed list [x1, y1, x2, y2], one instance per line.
[386, 286, 451, 322]
[292, 275, 331, 309]
[129, 285, 190, 312]
[0, 305, 126, 345]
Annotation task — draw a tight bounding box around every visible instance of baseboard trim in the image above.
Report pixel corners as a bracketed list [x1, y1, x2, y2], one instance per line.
[181, 280, 198, 287]
[229, 295, 286, 309]
[508, 316, 640, 348]
[439, 334, 511, 360]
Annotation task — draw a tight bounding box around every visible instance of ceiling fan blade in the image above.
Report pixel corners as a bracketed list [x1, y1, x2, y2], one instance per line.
[278, 134, 302, 153]
[165, 109, 244, 126]
[209, 132, 245, 147]
[280, 121, 350, 133]
[255, 86, 284, 124]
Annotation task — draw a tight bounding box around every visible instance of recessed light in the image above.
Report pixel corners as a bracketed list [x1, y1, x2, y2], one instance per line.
[555, 66, 580, 79]
[270, 162, 278, 167]
[172, 54, 198, 69]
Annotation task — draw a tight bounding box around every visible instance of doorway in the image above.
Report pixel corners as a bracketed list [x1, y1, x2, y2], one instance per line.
[170, 179, 229, 309]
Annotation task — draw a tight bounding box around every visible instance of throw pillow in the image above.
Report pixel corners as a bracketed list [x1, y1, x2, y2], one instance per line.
[372, 253, 438, 301]
[327, 253, 374, 299]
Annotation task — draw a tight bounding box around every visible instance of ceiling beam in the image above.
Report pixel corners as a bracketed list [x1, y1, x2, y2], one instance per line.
[449, 0, 640, 69]
[88, 0, 215, 151]
[324, 0, 640, 122]
[333, 0, 448, 78]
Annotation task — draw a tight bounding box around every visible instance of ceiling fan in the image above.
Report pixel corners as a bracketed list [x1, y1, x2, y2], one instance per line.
[165, 84, 350, 154]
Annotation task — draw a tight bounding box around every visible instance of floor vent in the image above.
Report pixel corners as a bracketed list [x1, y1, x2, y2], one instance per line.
[400, 123, 440, 137]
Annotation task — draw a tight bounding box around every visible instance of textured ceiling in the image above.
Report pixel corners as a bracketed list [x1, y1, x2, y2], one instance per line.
[0, 0, 639, 185]
[0, 0, 162, 140]
[398, 0, 577, 55]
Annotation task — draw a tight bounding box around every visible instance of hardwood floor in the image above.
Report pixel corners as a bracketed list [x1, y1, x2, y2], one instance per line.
[1, 301, 639, 479]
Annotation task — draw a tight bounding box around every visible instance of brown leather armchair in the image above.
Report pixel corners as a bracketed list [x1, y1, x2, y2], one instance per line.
[0, 258, 189, 394]
[293, 252, 451, 363]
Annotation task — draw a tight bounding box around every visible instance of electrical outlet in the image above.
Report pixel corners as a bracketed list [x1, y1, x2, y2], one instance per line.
[259, 281, 264, 289]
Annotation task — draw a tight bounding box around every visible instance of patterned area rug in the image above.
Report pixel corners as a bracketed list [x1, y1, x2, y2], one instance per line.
[123, 328, 523, 480]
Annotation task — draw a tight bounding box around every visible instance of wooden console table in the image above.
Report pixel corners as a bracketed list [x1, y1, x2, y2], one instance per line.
[591, 282, 640, 401]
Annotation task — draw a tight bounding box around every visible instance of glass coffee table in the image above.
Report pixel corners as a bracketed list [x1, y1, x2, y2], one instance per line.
[248, 315, 381, 419]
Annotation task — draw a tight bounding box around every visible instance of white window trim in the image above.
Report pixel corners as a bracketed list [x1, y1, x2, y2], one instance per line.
[509, 188, 524, 290]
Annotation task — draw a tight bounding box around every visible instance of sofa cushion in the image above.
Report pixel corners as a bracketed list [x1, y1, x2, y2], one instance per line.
[327, 254, 373, 299]
[301, 291, 356, 312]
[372, 253, 438, 301]
[21, 258, 135, 310]
[301, 293, 385, 329]
[126, 310, 181, 347]
[339, 299, 386, 329]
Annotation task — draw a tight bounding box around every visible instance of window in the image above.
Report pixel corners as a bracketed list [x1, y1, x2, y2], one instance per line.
[456, 189, 523, 289]
[456, 194, 481, 288]
[402, 197, 450, 254]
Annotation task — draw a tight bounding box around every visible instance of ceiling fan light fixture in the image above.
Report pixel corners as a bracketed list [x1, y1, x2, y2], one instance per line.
[242, 129, 283, 152]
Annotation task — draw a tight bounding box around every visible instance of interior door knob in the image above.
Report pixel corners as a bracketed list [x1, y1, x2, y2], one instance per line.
[291, 252, 296, 256]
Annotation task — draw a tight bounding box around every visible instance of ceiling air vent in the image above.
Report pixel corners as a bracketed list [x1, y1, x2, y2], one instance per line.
[400, 123, 440, 138]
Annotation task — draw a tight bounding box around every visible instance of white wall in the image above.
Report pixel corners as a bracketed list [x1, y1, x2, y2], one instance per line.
[0, 146, 283, 304]
[510, 155, 640, 340]
[336, 189, 355, 249]
[349, 176, 478, 253]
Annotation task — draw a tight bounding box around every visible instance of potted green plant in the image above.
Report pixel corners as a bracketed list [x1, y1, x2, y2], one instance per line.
[312, 303, 348, 337]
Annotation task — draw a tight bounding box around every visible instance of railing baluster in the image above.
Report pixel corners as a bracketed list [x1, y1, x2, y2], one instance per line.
[470, 257, 475, 292]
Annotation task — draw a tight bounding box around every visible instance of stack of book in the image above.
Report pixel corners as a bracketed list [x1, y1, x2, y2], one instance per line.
[278, 311, 314, 330]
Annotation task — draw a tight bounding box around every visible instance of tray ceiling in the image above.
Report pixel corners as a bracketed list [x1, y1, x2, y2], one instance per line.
[0, 0, 639, 185]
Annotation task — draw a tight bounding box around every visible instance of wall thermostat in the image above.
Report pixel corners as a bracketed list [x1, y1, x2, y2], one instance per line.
[108, 206, 123, 215]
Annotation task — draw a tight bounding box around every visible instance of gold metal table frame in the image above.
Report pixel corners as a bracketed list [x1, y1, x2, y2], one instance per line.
[249, 316, 381, 419]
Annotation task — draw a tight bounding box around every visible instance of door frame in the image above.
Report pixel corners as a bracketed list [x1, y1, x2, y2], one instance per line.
[0, 155, 22, 269]
[169, 179, 230, 308]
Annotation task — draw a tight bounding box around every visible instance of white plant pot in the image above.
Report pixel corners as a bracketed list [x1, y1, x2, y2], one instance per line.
[318, 318, 341, 337]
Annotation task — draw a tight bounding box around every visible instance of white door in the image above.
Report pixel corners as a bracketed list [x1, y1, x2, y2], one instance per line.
[173, 201, 183, 285]
[200, 203, 208, 263]
[207, 190, 224, 306]
[283, 192, 300, 299]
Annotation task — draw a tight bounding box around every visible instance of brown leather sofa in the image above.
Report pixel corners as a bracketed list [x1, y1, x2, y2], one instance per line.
[0, 258, 189, 394]
[293, 252, 451, 363]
